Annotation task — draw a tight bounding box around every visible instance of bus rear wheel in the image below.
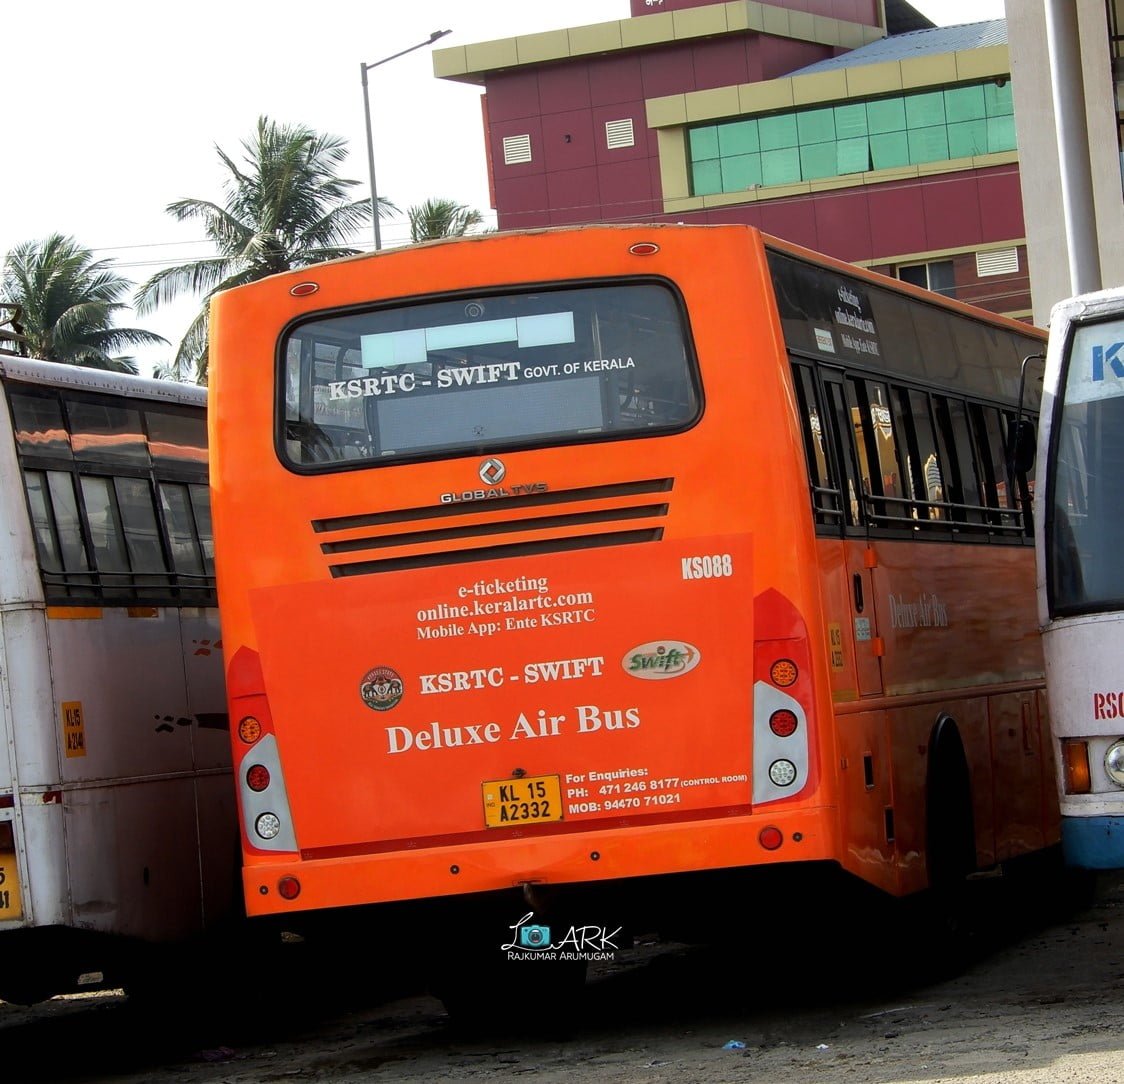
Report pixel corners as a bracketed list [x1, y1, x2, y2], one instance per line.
[916, 717, 978, 978]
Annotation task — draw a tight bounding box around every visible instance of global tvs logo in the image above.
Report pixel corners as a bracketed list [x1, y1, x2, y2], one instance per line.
[479, 457, 506, 485]
[359, 666, 404, 711]
[622, 641, 700, 680]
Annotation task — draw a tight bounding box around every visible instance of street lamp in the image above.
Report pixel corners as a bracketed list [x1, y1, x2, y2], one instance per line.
[361, 29, 452, 252]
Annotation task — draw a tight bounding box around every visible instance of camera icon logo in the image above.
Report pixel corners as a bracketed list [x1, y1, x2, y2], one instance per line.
[518, 924, 552, 949]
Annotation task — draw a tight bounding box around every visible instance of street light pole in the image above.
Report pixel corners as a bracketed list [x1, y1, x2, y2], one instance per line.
[361, 29, 452, 252]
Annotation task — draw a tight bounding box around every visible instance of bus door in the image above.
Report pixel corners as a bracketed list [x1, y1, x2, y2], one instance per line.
[821, 369, 884, 697]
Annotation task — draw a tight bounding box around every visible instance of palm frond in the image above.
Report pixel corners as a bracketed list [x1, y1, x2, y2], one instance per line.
[133, 257, 236, 313]
[408, 198, 486, 243]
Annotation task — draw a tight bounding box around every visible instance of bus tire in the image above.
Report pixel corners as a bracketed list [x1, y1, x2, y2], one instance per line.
[926, 716, 976, 888]
[920, 716, 977, 975]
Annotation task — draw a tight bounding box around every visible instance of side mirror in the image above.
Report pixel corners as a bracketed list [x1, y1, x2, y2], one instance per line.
[1009, 418, 1036, 475]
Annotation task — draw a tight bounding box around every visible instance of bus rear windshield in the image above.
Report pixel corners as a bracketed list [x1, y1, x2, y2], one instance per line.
[279, 282, 698, 469]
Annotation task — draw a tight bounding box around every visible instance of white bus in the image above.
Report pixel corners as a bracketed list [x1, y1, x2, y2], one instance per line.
[0, 353, 235, 1003]
[1036, 285, 1124, 869]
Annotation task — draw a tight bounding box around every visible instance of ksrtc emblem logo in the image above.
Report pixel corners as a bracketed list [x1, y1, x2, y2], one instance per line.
[360, 666, 404, 711]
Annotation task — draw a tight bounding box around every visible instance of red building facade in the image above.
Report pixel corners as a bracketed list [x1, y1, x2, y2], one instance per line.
[435, 0, 1030, 318]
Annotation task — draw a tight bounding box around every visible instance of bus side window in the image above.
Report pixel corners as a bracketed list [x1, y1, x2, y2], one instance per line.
[10, 391, 72, 457]
[160, 483, 206, 577]
[969, 403, 1028, 537]
[23, 468, 94, 596]
[906, 389, 947, 522]
[115, 478, 169, 584]
[792, 364, 843, 530]
[890, 385, 930, 524]
[79, 476, 133, 597]
[846, 376, 906, 527]
[189, 483, 215, 576]
[823, 378, 862, 528]
[933, 395, 985, 529]
[79, 475, 172, 596]
[1003, 410, 1036, 534]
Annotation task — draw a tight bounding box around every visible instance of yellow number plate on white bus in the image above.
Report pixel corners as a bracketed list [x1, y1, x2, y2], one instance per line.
[482, 775, 562, 828]
[0, 852, 22, 920]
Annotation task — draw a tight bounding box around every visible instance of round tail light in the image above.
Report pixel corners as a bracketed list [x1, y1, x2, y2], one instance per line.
[246, 764, 271, 792]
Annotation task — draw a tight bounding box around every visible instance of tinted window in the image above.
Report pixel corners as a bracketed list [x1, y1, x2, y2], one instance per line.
[10, 392, 71, 457]
[147, 409, 208, 465]
[68, 401, 148, 465]
[280, 283, 699, 469]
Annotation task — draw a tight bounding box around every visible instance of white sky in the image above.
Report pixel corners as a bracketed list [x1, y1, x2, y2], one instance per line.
[3, 0, 1005, 374]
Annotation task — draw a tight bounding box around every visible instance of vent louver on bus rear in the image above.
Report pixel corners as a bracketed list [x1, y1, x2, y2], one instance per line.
[313, 478, 673, 578]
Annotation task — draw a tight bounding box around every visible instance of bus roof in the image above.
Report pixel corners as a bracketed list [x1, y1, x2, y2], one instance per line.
[0, 356, 207, 408]
[213, 220, 1044, 343]
[1048, 284, 1124, 329]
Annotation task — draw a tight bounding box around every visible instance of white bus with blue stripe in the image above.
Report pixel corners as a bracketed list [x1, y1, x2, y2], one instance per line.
[1036, 286, 1124, 869]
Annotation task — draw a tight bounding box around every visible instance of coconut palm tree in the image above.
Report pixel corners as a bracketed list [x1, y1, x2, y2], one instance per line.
[1, 234, 167, 373]
[135, 116, 394, 382]
[407, 198, 485, 242]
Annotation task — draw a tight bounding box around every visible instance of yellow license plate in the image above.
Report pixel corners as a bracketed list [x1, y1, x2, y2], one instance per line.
[0, 852, 22, 921]
[482, 775, 563, 828]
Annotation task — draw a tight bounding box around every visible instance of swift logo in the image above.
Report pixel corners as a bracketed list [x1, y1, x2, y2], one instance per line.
[622, 641, 700, 680]
[1091, 342, 1124, 381]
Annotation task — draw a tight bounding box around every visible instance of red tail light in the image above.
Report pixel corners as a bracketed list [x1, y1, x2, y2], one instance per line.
[769, 709, 799, 737]
[246, 764, 271, 792]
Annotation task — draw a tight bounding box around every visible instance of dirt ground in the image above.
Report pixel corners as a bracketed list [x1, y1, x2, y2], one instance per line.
[4, 867, 1122, 1083]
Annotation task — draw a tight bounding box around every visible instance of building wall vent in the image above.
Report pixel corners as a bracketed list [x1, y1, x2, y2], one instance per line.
[976, 248, 1019, 277]
[605, 118, 635, 149]
[502, 134, 533, 165]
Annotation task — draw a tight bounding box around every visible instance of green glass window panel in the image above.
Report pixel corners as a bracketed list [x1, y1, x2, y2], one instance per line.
[984, 81, 1014, 116]
[987, 114, 1017, 152]
[717, 119, 758, 156]
[692, 159, 722, 195]
[689, 126, 719, 162]
[907, 125, 950, 164]
[867, 96, 906, 134]
[761, 147, 801, 186]
[837, 136, 871, 174]
[905, 91, 945, 129]
[799, 143, 836, 180]
[944, 85, 986, 123]
[870, 131, 909, 170]
[759, 113, 799, 151]
[797, 107, 835, 146]
[834, 102, 868, 139]
[947, 119, 988, 158]
[720, 152, 762, 190]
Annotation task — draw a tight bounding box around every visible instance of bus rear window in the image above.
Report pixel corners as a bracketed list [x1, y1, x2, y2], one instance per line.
[279, 282, 698, 468]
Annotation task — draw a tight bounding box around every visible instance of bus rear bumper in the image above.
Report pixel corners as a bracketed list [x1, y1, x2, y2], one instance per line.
[1061, 815, 1124, 869]
[242, 809, 834, 916]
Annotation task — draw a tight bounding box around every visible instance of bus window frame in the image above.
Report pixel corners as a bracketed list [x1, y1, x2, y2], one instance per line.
[272, 276, 705, 476]
[789, 352, 1035, 546]
[4, 382, 217, 607]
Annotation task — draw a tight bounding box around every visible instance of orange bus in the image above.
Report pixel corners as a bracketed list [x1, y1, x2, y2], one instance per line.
[209, 224, 1054, 994]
